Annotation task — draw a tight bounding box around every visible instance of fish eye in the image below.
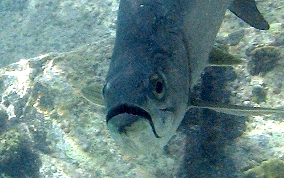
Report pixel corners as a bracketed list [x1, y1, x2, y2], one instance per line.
[149, 73, 165, 100]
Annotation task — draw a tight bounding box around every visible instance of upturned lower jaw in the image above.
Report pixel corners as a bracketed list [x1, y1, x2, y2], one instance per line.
[106, 104, 161, 138]
[107, 113, 163, 153]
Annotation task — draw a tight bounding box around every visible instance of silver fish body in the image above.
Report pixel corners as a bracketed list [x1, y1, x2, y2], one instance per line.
[103, 0, 269, 153]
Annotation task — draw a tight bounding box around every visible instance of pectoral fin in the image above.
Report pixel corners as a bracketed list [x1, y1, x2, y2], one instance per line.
[229, 0, 269, 30]
[191, 98, 284, 117]
[81, 84, 104, 106]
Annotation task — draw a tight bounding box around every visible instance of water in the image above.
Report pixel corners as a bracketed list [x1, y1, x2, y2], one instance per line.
[0, 0, 284, 177]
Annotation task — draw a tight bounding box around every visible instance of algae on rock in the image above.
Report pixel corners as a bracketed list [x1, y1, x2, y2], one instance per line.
[243, 158, 284, 178]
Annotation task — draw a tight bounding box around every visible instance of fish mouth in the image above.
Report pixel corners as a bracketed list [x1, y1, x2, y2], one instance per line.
[106, 104, 161, 138]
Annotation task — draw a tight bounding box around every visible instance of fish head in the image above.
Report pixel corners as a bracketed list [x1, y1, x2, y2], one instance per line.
[103, 42, 190, 153]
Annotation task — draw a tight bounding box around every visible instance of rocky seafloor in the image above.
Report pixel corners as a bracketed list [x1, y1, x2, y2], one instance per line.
[0, 0, 284, 177]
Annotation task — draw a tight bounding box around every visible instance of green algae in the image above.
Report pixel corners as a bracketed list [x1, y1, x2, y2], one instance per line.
[0, 108, 8, 135]
[251, 87, 267, 104]
[0, 129, 42, 177]
[243, 158, 284, 178]
[248, 46, 281, 76]
[209, 46, 243, 66]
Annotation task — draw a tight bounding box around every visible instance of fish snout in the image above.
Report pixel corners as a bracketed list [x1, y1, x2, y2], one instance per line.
[102, 71, 149, 109]
[106, 104, 160, 138]
[106, 104, 164, 153]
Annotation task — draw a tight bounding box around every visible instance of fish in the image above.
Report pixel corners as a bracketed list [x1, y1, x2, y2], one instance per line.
[102, 0, 272, 153]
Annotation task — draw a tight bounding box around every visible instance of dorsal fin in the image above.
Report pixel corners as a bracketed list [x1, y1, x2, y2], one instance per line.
[229, 0, 269, 30]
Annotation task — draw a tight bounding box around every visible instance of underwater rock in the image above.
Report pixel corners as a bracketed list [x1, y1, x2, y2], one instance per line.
[228, 29, 245, 46]
[0, 37, 283, 178]
[0, 128, 42, 178]
[31, 82, 55, 111]
[0, 107, 8, 134]
[248, 46, 281, 76]
[0, 0, 28, 12]
[251, 86, 268, 104]
[0, 0, 119, 68]
[243, 158, 284, 178]
[0, 1, 283, 177]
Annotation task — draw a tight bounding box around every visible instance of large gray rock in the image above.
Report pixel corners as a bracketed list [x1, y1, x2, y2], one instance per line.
[0, 0, 118, 67]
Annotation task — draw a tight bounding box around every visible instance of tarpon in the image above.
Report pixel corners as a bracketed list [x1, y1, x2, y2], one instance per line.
[102, 0, 271, 153]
